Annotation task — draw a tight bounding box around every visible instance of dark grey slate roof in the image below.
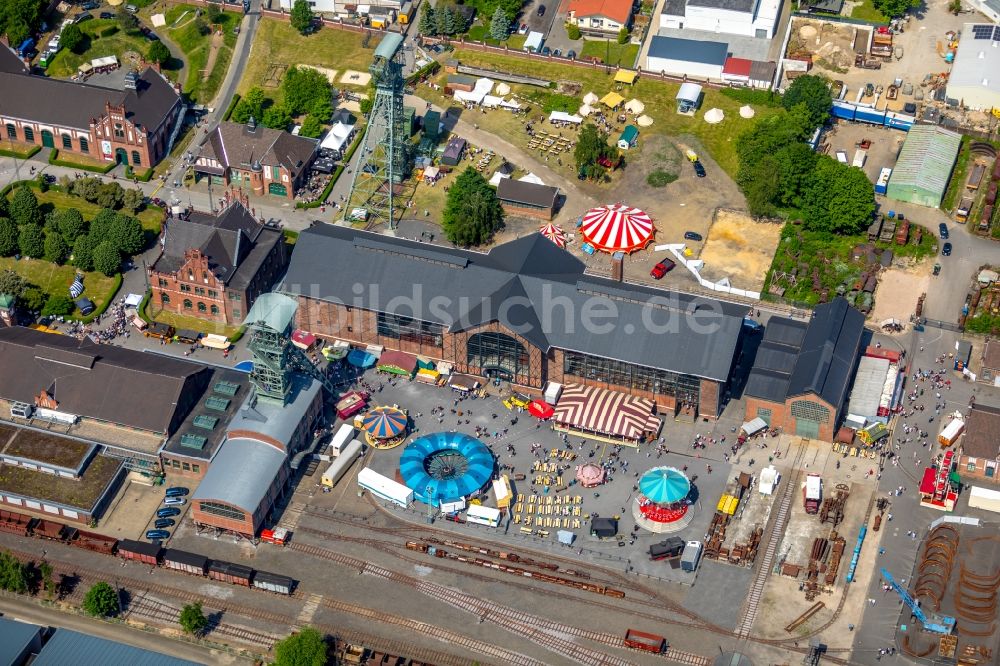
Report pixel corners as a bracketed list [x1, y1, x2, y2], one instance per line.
[761, 317, 808, 347]
[0, 44, 28, 74]
[0, 54, 179, 132]
[161, 367, 247, 460]
[744, 317, 806, 402]
[807, 0, 845, 12]
[744, 368, 791, 403]
[662, 0, 686, 16]
[749, 60, 777, 83]
[497, 178, 559, 209]
[786, 298, 865, 409]
[199, 122, 317, 176]
[687, 0, 754, 11]
[648, 36, 729, 66]
[280, 226, 746, 382]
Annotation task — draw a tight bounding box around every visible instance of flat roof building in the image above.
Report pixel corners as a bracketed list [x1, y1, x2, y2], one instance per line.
[646, 36, 729, 81]
[281, 226, 747, 419]
[946, 24, 1000, 112]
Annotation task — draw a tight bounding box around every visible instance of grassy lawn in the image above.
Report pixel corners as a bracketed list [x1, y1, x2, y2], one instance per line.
[17, 188, 164, 236]
[763, 223, 936, 306]
[579, 40, 640, 68]
[163, 4, 241, 104]
[141, 302, 241, 338]
[430, 48, 783, 178]
[50, 149, 112, 169]
[237, 19, 375, 106]
[46, 19, 171, 80]
[467, 25, 527, 49]
[0, 453, 121, 509]
[0, 140, 40, 158]
[850, 0, 889, 23]
[0, 256, 118, 315]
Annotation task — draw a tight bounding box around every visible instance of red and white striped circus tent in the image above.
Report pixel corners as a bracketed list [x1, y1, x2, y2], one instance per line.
[552, 383, 661, 443]
[579, 203, 654, 254]
[538, 222, 566, 248]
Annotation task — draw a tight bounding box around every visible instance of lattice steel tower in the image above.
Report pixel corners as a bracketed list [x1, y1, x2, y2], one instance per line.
[344, 32, 410, 229]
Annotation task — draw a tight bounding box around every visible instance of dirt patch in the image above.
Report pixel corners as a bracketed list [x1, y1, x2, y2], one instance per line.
[699, 210, 783, 291]
[869, 267, 929, 326]
[341, 69, 372, 86]
[202, 30, 225, 82]
[786, 17, 860, 74]
[300, 64, 339, 84]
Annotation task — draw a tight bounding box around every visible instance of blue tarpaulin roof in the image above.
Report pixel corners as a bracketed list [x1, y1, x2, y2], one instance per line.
[347, 349, 376, 368]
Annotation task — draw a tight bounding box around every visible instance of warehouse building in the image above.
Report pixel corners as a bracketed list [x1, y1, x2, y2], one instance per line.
[959, 404, 1000, 484]
[743, 298, 865, 440]
[885, 125, 962, 208]
[645, 36, 729, 81]
[496, 178, 560, 220]
[281, 226, 747, 419]
[945, 24, 1000, 112]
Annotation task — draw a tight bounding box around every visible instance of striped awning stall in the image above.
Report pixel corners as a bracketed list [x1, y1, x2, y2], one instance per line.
[553, 383, 660, 442]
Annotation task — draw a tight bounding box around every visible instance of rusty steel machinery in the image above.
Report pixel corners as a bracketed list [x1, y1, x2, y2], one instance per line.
[819, 484, 850, 527]
[914, 524, 960, 612]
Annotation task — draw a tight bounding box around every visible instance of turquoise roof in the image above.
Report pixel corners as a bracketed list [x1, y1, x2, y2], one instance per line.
[620, 125, 639, 142]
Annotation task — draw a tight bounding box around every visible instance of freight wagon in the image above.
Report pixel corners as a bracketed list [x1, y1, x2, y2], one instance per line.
[208, 561, 254, 587]
[71, 530, 118, 555]
[163, 549, 209, 576]
[624, 628, 667, 653]
[118, 539, 162, 565]
[252, 570, 295, 595]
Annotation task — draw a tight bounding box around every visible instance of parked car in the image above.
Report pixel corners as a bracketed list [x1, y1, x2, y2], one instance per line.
[541, 46, 551, 55]
[154, 518, 175, 529]
[75, 12, 93, 23]
[567, 49, 576, 59]
[126, 4, 139, 12]
[518, 23, 528, 34]
[163, 496, 186, 506]
[650, 258, 676, 279]
[100, 11, 113, 19]
[145, 529, 170, 540]
[938, 222, 949, 239]
[942, 242, 952, 256]
[553, 48, 562, 57]
[684, 231, 703, 241]
[80, 1, 98, 9]
[693, 161, 706, 178]
[157, 507, 181, 518]
[537, 4, 546, 15]
[165, 486, 189, 497]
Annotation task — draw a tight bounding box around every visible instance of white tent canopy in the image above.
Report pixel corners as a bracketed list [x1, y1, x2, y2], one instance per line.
[549, 110, 583, 124]
[482, 94, 503, 108]
[583, 91, 600, 105]
[624, 98, 645, 114]
[636, 114, 654, 127]
[454, 77, 494, 105]
[579, 104, 593, 116]
[319, 121, 355, 152]
[519, 172, 545, 185]
[499, 98, 521, 110]
[739, 105, 756, 118]
[488, 171, 510, 187]
[495, 82, 511, 95]
[704, 107, 725, 124]
[676, 82, 702, 103]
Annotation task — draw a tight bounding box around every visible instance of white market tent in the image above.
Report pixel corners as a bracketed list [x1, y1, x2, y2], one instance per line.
[549, 110, 583, 124]
[579, 104, 594, 116]
[519, 173, 545, 185]
[636, 114, 653, 127]
[524, 31, 544, 52]
[495, 82, 511, 95]
[482, 94, 503, 108]
[499, 98, 521, 110]
[319, 121, 355, 153]
[583, 92, 600, 105]
[454, 77, 494, 105]
[624, 98, 645, 114]
[740, 104, 756, 118]
[704, 107, 725, 124]
[488, 171, 510, 187]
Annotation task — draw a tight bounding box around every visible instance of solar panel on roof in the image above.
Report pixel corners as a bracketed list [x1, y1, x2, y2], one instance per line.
[180, 434, 207, 450]
[205, 396, 230, 411]
[193, 415, 219, 430]
[972, 24, 995, 39]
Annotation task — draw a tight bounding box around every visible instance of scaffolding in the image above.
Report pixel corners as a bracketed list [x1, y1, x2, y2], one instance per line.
[344, 32, 411, 229]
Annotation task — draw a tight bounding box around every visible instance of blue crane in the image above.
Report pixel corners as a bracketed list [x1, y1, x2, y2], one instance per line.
[880, 568, 956, 635]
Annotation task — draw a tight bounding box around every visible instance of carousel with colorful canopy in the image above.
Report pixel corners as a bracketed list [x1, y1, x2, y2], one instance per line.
[399, 432, 495, 507]
[580, 203, 655, 254]
[575, 462, 605, 488]
[633, 466, 695, 533]
[362, 405, 409, 448]
[538, 222, 566, 248]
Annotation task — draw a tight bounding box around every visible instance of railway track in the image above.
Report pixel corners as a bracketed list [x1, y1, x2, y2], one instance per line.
[127, 593, 279, 647]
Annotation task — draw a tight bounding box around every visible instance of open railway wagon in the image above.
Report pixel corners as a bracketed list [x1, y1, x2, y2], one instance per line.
[624, 628, 668, 653]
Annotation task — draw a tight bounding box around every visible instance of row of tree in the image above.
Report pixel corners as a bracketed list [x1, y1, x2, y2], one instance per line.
[231, 66, 333, 138]
[418, 3, 472, 37]
[734, 75, 875, 235]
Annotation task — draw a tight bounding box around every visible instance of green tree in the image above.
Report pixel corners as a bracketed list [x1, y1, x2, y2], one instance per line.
[566, 23, 581, 40]
[871, 0, 918, 17]
[72, 234, 97, 271]
[41, 294, 74, 317]
[54, 208, 87, 243]
[89, 208, 118, 240]
[61, 23, 84, 53]
[117, 7, 138, 31]
[274, 627, 327, 666]
[179, 601, 209, 636]
[205, 2, 223, 23]
[231, 87, 267, 124]
[0, 270, 27, 298]
[92, 241, 121, 277]
[18, 224, 44, 258]
[262, 104, 292, 130]
[0, 551, 29, 594]
[741, 155, 782, 217]
[82, 581, 119, 617]
[39, 561, 55, 598]
[948, 0, 963, 13]
[10, 186, 40, 227]
[490, 6, 510, 41]
[20, 286, 46, 312]
[71, 176, 102, 202]
[0, 0, 45, 48]
[359, 95, 374, 115]
[0, 218, 18, 256]
[310, 96, 333, 122]
[148, 40, 171, 65]
[436, 7, 456, 35]
[442, 168, 504, 246]
[44, 232, 69, 265]
[282, 66, 332, 116]
[617, 27, 630, 44]
[109, 214, 145, 256]
[574, 123, 611, 170]
[418, 3, 436, 35]
[95, 182, 125, 210]
[774, 143, 819, 209]
[735, 109, 814, 191]
[290, 0, 314, 35]
[299, 115, 324, 139]
[193, 16, 210, 36]
[122, 188, 145, 214]
[801, 155, 876, 234]
[781, 75, 833, 129]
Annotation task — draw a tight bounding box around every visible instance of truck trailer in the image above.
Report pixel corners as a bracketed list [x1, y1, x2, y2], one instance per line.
[804, 474, 822, 514]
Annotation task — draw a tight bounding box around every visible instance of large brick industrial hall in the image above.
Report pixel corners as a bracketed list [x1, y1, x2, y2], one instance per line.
[280, 225, 748, 419]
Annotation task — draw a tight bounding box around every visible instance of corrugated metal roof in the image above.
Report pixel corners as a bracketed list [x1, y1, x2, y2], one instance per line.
[192, 436, 285, 513]
[0, 617, 41, 665]
[847, 356, 890, 420]
[887, 125, 962, 201]
[33, 628, 205, 666]
[786, 299, 865, 408]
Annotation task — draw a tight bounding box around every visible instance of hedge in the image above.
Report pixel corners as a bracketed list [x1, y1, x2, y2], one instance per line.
[126, 165, 155, 182]
[48, 149, 116, 174]
[223, 93, 241, 122]
[100, 25, 119, 37]
[719, 87, 783, 108]
[75, 272, 124, 324]
[295, 132, 364, 210]
[405, 60, 441, 85]
[0, 144, 41, 159]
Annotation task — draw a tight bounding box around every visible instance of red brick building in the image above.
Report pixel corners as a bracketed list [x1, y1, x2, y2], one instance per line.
[496, 178, 560, 220]
[281, 226, 746, 419]
[743, 299, 865, 441]
[148, 200, 288, 326]
[959, 404, 1000, 483]
[0, 46, 181, 169]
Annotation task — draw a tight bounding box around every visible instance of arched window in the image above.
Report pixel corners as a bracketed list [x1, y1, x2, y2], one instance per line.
[197, 302, 207, 312]
[79, 137, 89, 153]
[183, 299, 192, 310]
[23, 127, 34, 142]
[131, 150, 141, 166]
[61, 134, 72, 149]
[210, 304, 219, 315]
[161, 293, 170, 304]
[467, 332, 529, 380]
[6, 124, 16, 140]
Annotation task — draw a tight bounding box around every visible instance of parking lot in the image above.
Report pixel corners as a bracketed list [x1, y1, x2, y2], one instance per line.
[96, 473, 197, 544]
